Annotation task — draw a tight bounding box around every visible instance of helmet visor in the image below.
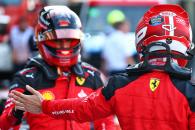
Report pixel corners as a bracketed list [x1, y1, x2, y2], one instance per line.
[37, 29, 82, 42]
[43, 39, 81, 59]
[44, 39, 80, 49]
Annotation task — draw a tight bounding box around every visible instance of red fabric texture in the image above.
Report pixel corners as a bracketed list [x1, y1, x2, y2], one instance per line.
[0, 75, 115, 130]
[43, 71, 195, 130]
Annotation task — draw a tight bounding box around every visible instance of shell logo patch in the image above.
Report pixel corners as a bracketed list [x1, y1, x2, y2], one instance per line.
[150, 78, 160, 92]
[76, 77, 85, 85]
[42, 91, 55, 100]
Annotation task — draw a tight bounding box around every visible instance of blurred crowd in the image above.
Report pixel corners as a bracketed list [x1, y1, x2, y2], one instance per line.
[0, 1, 139, 109]
[0, 15, 34, 113]
[0, 0, 43, 115]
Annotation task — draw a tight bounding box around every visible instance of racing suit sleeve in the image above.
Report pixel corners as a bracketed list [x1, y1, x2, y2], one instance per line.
[0, 88, 25, 130]
[91, 89, 115, 130]
[0, 67, 39, 129]
[42, 90, 114, 123]
[0, 68, 33, 130]
[93, 115, 115, 130]
[189, 112, 195, 130]
[73, 64, 116, 129]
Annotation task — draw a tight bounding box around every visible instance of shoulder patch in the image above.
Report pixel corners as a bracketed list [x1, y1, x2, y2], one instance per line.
[10, 66, 55, 91]
[74, 62, 104, 90]
[9, 67, 38, 90]
[19, 67, 37, 76]
[170, 76, 195, 112]
[102, 73, 140, 100]
[76, 76, 86, 86]
[17, 67, 38, 82]
[87, 69, 95, 77]
[81, 62, 98, 72]
[75, 65, 104, 90]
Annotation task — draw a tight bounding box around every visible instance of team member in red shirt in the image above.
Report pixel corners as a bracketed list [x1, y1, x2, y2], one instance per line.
[0, 5, 115, 130]
[10, 4, 195, 130]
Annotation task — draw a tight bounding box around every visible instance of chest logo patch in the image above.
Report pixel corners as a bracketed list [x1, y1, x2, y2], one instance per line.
[76, 77, 85, 85]
[150, 78, 160, 92]
[42, 91, 55, 100]
[78, 89, 87, 98]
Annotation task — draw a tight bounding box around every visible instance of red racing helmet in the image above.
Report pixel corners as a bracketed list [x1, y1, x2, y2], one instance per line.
[135, 4, 193, 67]
[35, 6, 83, 67]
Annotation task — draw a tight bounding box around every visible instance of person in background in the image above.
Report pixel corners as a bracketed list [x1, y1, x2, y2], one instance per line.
[102, 10, 137, 75]
[0, 14, 20, 130]
[0, 14, 13, 78]
[11, 4, 195, 130]
[0, 6, 115, 130]
[0, 14, 12, 115]
[10, 16, 34, 72]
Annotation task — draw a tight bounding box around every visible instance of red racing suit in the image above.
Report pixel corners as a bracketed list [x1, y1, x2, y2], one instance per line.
[0, 57, 115, 130]
[42, 68, 195, 130]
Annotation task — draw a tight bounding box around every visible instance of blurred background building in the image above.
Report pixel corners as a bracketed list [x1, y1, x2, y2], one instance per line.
[0, 0, 195, 129]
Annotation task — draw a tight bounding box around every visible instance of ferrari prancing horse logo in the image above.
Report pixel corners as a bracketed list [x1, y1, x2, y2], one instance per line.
[76, 77, 85, 85]
[150, 78, 160, 92]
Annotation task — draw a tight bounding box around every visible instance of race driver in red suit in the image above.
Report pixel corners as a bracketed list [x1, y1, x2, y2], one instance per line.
[10, 4, 195, 130]
[0, 5, 115, 130]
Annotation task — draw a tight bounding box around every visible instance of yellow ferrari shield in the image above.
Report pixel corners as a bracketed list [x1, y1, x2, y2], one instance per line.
[150, 78, 160, 92]
[76, 77, 85, 85]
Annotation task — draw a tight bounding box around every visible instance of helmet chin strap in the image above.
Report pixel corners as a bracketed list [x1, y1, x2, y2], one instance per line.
[56, 62, 85, 77]
[136, 41, 192, 79]
[148, 58, 178, 66]
[57, 66, 71, 76]
[141, 41, 172, 70]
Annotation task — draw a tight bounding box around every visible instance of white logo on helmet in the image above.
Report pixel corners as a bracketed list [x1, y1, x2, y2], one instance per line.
[160, 11, 176, 16]
[40, 10, 51, 26]
[176, 17, 186, 26]
[136, 27, 147, 45]
[162, 24, 176, 32]
[189, 25, 193, 42]
[162, 13, 176, 36]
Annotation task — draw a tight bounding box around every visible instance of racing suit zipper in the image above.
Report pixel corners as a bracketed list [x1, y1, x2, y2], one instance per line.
[69, 76, 74, 130]
[65, 74, 74, 130]
[62, 72, 73, 130]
